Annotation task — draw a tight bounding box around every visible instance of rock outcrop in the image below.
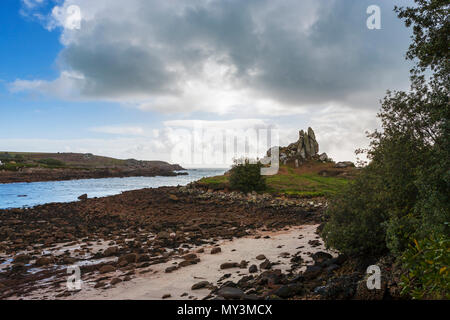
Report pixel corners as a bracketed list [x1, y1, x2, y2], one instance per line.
[266, 127, 331, 167]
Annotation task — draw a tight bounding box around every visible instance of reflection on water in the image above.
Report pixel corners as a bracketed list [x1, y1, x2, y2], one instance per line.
[0, 168, 227, 209]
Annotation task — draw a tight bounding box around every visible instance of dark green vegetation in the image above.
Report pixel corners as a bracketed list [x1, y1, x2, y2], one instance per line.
[400, 236, 449, 299]
[322, 0, 449, 299]
[198, 163, 352, 197]
[229, 160, 266, 193]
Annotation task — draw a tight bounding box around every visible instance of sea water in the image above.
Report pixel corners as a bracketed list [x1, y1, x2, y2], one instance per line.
[0, 168, 227, 209]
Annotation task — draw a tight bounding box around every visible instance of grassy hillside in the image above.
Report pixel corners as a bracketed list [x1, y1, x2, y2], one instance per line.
[197, 162, 356, 198]
[0, 152, 181, 172]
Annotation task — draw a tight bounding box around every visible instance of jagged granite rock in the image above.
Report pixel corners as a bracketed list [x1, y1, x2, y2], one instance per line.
[266, 127, 330, 167]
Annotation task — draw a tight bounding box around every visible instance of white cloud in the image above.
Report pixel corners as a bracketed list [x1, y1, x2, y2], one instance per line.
[310, 105, 381, 162]
[22, 0, 45, 9]
[10, 71, 84, 99]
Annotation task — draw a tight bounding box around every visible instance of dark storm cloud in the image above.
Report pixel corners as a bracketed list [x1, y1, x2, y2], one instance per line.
[15, 0, 414, 112]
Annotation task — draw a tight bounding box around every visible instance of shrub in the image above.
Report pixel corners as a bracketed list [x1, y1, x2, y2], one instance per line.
[229, 159, 266, 193]
[321, 166, 389, 257]
[400, 235, 450, 300]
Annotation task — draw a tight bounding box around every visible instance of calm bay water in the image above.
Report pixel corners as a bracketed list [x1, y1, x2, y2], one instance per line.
[0, 168, 227, 209]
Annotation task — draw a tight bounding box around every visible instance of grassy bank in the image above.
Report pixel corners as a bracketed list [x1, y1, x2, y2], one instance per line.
[197, 163, 354, 198]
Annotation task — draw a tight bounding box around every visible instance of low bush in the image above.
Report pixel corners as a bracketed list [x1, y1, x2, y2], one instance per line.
[229, 159, 266, 193]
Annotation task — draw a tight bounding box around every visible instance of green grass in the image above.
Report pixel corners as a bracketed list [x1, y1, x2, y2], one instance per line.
[197, 167, 351, 198]
[197, 175, 229, 188]
[265, 173, 349, 197]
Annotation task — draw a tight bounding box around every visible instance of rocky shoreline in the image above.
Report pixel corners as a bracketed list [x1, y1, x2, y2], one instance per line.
[0, 167, 187, 184]
[0, 186, 403, 300]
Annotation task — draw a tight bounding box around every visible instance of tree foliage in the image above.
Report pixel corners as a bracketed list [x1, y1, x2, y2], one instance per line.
[323, 0, 449, 278]
[400, 235, 450, 299]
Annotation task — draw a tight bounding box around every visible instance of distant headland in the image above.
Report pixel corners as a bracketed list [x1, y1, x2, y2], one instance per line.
[0, 152, 185, 184]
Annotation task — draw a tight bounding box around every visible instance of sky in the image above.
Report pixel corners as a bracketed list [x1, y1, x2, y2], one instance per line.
[0, 0, 415, 167]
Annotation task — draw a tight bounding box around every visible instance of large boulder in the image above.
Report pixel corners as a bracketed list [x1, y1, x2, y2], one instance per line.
[334, 161, 355, 168]
[267, 127, 321, 165]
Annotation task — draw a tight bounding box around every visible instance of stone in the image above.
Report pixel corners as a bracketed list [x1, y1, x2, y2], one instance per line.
[311, 251, 333, 264]
[35, 256, 53, 267]
[123, 276, 132, 282]
[77, 194, 88, 200]
[13, 254, 31, 264]
[302, 265, 322, 279]
[308, 127, 319, 155]
[313, 274, 359, 299]
[162, 294, 171, 299]
[266, 127, 320, 163]
[118, 253, 137, 264]
[103, 246, 118, 257]
[217, 287, 245, 300]
[178, 259, 199, 267]
[118, 260, 128, 268]
[191, 281, 210, 290]
[256, 254, 266, 261]
[259, 259, 272, 270]
[157, 231, 170, 239]
[99, 265, 116, 274]
[334, 161, 355, 168]
[165, 266, 178, 273]
[182, 253, 197, 260]
[12, 263, 27, 272]
[319, 153, 329, 162]
[137, 254, 150, 263]
[211, 247, 222, 254]
[220, 262, 239, 270]
[273, 284, 304, 298]
[62, 256, 76, 265]
[248, 265, 258, 273]
[110, 278, 122, 285]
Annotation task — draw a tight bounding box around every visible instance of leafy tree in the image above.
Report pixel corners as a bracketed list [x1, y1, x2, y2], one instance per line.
[323, 0, 449, 262]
